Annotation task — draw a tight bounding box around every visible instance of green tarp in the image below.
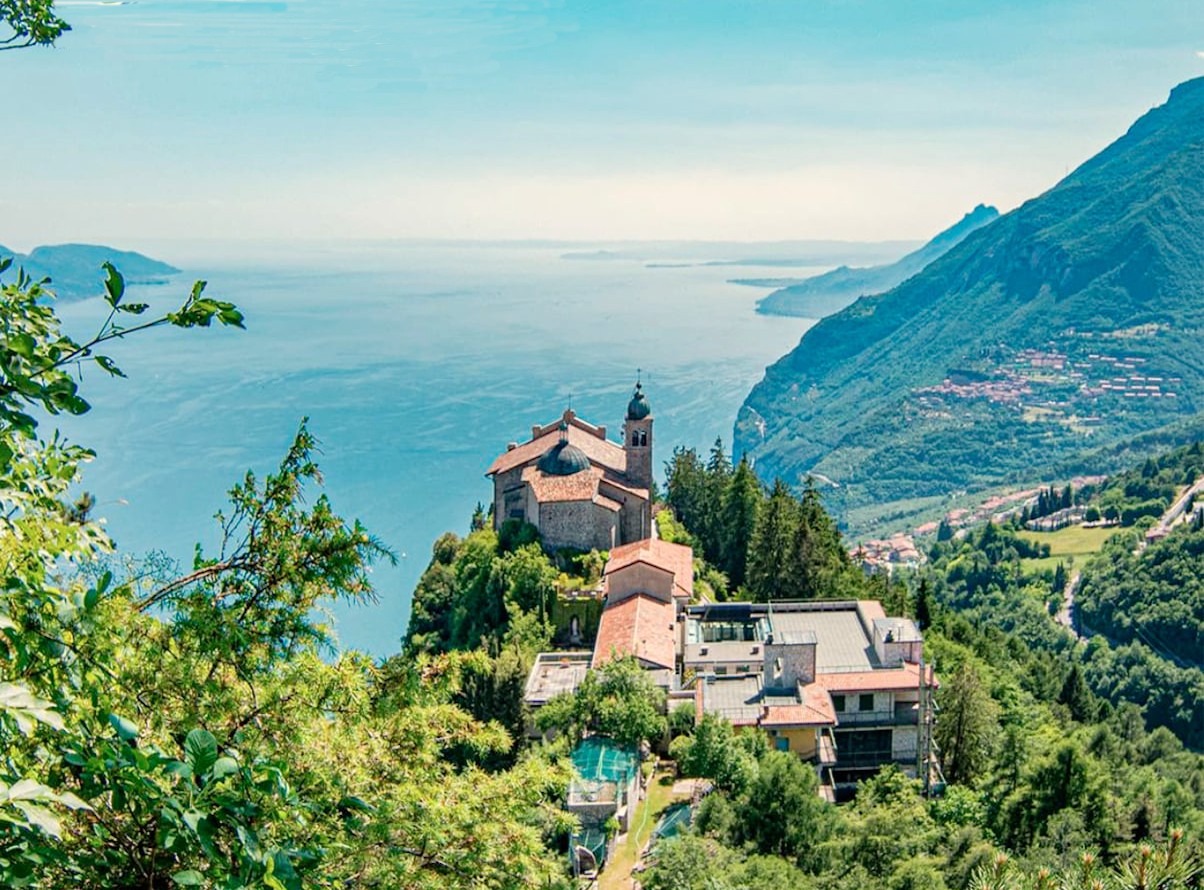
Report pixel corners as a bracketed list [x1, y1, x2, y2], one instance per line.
[571, 736, 638, 787]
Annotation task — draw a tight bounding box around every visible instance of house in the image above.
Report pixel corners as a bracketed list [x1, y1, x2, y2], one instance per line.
[485, 383, 655, 552]
[525, 537, 694, 719]
[686, 601, 938, 799]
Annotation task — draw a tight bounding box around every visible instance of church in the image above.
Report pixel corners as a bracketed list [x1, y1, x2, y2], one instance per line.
[485, 382, 655, 552]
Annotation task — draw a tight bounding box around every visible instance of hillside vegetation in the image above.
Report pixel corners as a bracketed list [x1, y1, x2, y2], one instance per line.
[737, 78, 1204, 531]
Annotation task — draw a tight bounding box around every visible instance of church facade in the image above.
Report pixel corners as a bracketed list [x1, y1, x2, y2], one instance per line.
[485, 383, 655, 552]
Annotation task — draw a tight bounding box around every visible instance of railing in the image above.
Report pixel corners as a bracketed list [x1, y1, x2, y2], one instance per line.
[816, 733, 838, 766]
[833, 750, 917, 769]
[834, 706, 919, 727]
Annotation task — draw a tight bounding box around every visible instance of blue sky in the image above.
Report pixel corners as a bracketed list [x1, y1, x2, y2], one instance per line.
[5, 0, 1203, 245]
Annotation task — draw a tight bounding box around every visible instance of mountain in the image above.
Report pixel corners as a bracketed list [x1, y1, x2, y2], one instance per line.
[755, 204, 1000, 318]
[735, 77, 1204, 531]
[0, 243, 179, 300]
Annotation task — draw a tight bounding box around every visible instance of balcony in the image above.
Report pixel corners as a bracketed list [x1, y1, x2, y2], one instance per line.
[833, 750, 917, 770]
[816, 730, 838, 767]
[834, 703, 920, 727]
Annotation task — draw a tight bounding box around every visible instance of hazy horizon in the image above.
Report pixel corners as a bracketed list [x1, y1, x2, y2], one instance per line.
[5, 1, 1203, 248]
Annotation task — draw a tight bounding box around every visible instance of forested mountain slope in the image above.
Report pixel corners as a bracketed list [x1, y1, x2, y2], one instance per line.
[756, 204, 999, 318]
[736, 78, 1204, 525]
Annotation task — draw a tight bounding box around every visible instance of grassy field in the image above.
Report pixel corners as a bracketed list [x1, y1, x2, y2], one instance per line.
[598, 767, 689, 890]
[1018, 525, 1120, 573]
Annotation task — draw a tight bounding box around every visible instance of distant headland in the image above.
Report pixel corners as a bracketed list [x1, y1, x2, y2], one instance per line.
[0, 243, 179, 301]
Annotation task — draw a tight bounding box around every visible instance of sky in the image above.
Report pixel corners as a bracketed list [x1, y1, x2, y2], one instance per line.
[4, 0, 1204, 246]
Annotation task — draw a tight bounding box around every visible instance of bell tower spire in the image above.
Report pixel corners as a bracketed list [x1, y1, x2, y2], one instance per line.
[624, 375, 654, 491]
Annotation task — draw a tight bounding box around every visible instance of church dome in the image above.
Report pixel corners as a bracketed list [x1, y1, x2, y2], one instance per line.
[538, 433, 591, 476]
[626, 382, 651, 420]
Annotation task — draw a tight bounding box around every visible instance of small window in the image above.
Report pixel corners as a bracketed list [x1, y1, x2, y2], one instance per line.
[775, 737, 790, 752]
[736, 664, 750, 674]
[859, 693, 875, 712]
[715, 665, 728, 675]
[832, 695, 845, 712]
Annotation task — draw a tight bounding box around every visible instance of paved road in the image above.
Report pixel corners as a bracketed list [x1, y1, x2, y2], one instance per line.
[1055, 570, 1082, 639]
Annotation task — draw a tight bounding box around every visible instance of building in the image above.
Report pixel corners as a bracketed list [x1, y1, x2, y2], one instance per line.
[485, 383, 654, 552]
[686, 600, 938, 799]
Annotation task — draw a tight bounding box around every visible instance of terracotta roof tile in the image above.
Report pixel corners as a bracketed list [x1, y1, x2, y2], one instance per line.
[521, 465, 603, 503]
[592, 594, 676, 671]
[762, 684, 837, 727]
[487, 423, 626, 477]
[815, 661, 937, 693]
[605, 539, 693, 599]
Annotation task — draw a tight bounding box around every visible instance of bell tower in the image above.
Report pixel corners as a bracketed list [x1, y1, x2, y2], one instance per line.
[623, 378, 653, 491]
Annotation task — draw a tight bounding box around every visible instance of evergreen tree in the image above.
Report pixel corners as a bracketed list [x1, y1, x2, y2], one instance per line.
[699, 438, 734, 564]
[934, 662, 999, 785]
[1058, 662, 1096, 722]
[746, 479, 799, 600]
[721, 457, 762, 589]
[936, 520, 954, 542]
[791, 479, 849, 598]
[915, 578, 934, 629]
[664, 445, 708, 538]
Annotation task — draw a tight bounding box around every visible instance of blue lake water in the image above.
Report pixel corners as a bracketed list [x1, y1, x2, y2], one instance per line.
[54, 241, 823, 655]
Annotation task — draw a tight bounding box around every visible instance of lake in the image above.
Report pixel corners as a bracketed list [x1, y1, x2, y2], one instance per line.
[54, 240, 836, 655]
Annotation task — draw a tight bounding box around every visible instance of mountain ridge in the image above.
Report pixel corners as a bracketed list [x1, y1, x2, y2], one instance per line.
[735, 77, 1204, 531]
[755, 203, 999, 318]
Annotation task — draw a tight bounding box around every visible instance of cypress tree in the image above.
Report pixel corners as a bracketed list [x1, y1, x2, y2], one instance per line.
[915, 578, 933, 629]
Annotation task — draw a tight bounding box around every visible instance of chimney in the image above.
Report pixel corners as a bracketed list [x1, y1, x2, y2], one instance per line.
[507, 442, 518, 451]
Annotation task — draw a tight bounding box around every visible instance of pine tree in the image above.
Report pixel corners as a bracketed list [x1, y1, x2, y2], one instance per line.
[664, 446, 708, 536]
[934, 662, 999, 785]
[700, 438, 734, 564]
[746, 479, 799, 600]
[791, 479, 848, 598]
[1058, 662, 1095, 722]
[721, 457, 761, 589]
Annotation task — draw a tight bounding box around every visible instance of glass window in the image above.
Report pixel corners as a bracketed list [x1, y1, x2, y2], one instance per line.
[832, 695, 845, 712]
[775, 736, 790, 752]
[715, 665, 728, 675]
[859, 693, 875, 712]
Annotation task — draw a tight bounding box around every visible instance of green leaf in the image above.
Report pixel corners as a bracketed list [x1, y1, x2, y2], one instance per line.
[171, 870, 204, 886]
[8, 333, 35, 360]
[95, 355, 126, 378]
[211, 757, 239, 780]
[108, 713, 139, 742]
[184, 729, 218, 777]
[102, 262, 124, 307]
[12, 802, 61, 838]
[117, 302, 149, 315]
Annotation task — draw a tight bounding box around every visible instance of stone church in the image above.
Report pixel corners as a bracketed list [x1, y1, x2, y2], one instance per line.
[485, 383, 655, 551]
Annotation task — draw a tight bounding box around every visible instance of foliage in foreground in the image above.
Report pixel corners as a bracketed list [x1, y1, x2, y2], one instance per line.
[0, 259, 573, 887]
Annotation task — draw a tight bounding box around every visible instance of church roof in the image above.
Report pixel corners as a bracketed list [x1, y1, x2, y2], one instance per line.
[592, 593, 676, 671]
[520, 465, 624, 512]
[605, 538, 694, 600]
[537, 436, 591, 476]
[487, 421, 627, 478]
